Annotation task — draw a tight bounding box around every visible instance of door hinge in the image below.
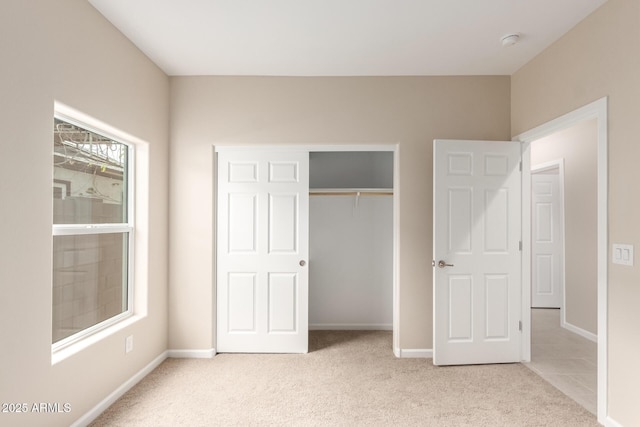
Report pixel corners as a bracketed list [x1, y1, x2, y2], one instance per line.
[519, 161, 522, 172]
[518, 321, 522, 332]
[519, 241, 522, 251]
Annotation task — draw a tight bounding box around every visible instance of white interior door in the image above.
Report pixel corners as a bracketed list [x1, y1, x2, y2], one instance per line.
[217, 150, 309, 353]
[531, 170, 564, 308]
[433, 139, 522, 365]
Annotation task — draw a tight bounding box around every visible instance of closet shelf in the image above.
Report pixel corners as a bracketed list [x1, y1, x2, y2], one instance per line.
[309, 188, 393, 196]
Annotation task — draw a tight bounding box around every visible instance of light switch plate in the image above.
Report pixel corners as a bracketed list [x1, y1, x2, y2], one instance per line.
[612, 244, 634, 266]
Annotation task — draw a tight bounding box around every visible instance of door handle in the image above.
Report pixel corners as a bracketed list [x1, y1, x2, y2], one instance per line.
[437, 260, 454, 268]
[299, 260, 306, 267]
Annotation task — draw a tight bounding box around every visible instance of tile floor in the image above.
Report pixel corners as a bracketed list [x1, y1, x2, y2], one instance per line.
[525, 308, 597, 415]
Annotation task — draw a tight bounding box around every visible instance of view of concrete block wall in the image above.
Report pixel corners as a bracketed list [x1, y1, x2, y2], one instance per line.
[52, 232, 126, 342]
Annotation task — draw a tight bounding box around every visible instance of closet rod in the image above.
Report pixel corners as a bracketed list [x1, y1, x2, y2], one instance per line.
[309, 188, 393, 196]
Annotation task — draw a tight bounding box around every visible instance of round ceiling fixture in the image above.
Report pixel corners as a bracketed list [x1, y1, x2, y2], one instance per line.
[501, 33, 520, 47]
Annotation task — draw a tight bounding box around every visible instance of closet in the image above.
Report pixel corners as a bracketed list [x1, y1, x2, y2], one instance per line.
[216, 148, 395, 353]
[309, 151, 394, 330]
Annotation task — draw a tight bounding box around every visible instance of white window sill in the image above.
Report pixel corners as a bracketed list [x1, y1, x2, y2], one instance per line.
[52, 314, 144, 365]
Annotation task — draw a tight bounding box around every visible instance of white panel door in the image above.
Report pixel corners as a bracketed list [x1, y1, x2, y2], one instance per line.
[531, 172, 563, 308]
[433, 140, 521, 365]
[217, 150, 309, 353]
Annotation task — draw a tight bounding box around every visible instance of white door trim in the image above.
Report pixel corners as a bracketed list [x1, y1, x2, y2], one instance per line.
[215, 144, 395, 152]
[213, 144, 400, 356]
[531, 159, 566, 312]
[514, 97, 608, 424]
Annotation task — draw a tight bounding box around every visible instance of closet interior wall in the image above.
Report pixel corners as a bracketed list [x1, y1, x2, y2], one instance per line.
[309, 152, 394, 330]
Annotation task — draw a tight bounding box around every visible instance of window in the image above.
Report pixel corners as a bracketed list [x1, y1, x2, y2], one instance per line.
[52, 115, 134, 349]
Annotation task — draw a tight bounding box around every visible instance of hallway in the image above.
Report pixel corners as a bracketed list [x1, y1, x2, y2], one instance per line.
[526, 308, 597, 415]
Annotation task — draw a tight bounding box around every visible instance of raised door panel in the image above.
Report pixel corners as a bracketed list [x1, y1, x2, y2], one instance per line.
[448, 275, 473, 341]
[268, 273, 298, 333]
[484, 189, 509, 253]
[485, 274, 509, 340]
[228, 194, 258, 253]
[448, 188, 473, 254]
[227, 273, 257, 333]
[269, 194, 299, 254]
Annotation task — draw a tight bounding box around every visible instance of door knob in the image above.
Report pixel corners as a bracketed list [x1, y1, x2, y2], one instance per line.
[437, 260, 454, 268]
[299, 260, 306, 267]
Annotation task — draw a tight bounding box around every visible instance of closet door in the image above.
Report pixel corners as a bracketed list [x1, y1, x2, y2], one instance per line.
[217, 150, 309, 353]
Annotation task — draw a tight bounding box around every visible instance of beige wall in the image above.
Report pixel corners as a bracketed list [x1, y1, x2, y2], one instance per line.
[531, 119, 598, 334]
[168, 76, 511, 351]
[512, 0, 640, 424]
[0, 1, 170, 426]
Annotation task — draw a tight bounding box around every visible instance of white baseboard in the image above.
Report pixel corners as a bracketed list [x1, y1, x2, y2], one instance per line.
[71, 351, 168, 427]
[393, 346, 401, 358]
[604, 415, 623, 427]
[167, 348, 216, 358]
[397, 348, 433, 358]
[309, 323, 392, 330]
[562, 321, 597, 343]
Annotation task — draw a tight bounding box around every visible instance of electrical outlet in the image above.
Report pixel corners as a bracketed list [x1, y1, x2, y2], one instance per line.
[125, 335, 134, 353]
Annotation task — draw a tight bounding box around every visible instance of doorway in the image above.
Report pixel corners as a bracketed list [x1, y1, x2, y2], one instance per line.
[528, 308, 597, 414]
[528, 124, 598, 414]
[309, 151, 394, 331]
[516, 97, 607, 423]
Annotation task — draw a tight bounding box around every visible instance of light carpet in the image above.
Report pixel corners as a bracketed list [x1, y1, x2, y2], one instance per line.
[90, 331, 598, 426]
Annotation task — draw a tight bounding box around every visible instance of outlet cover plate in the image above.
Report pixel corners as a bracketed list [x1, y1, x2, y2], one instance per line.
[125, 335, 133, 353]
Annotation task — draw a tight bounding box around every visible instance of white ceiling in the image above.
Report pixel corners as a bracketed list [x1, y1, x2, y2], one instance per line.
[88, 0, 607, 77]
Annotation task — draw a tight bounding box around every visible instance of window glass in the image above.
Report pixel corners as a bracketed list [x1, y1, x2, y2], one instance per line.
[52, 116, 133, 347]
[52, 233, 128, 343]
[53, 118, 128, 224]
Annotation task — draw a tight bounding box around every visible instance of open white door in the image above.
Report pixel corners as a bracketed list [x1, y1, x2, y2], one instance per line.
[531, 170, 563, 308]
[217, 150, 309, 353]
[433, 140, 521, 365]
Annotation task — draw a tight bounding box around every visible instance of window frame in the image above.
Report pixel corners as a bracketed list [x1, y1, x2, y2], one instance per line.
[51, 111, 135, 353]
